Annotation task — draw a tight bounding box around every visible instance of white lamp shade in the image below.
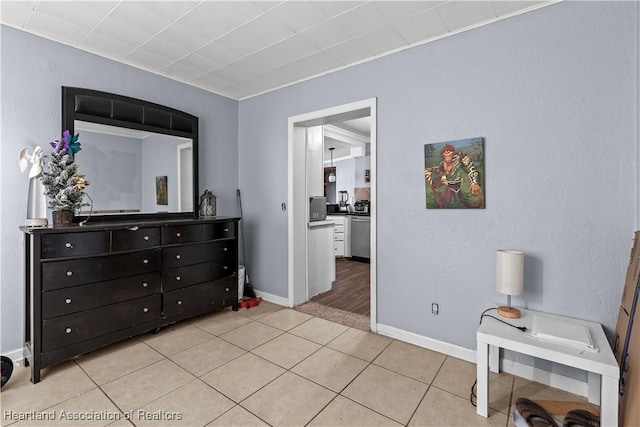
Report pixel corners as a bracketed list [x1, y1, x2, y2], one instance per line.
[496, 250, 524, 296]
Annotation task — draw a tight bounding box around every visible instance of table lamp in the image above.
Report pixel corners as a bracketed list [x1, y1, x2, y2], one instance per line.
[496, 250, 524, 318]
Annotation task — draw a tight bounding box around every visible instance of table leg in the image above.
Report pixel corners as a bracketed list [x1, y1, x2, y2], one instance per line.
[600, 375, 618, 427]
[587, 371, 601, 405]
[476, 340, 489, 417]
[489, 344, 499, 373]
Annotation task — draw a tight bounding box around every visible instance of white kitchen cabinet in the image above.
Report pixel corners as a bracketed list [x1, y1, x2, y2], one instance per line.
[328, 215, 351, 257]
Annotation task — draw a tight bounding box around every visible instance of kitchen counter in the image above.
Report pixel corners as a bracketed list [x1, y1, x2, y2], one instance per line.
[327, 212, 370, 217]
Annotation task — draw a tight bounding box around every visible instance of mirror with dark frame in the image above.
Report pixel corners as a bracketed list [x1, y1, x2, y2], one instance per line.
[62, 87, 199, 223]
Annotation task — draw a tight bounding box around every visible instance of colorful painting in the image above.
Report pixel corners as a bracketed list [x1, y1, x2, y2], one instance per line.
[156, 176, 168, 205]
[424, 137, 485, 209]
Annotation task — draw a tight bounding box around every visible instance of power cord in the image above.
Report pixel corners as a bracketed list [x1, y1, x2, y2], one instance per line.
[470, 308, 527, 407]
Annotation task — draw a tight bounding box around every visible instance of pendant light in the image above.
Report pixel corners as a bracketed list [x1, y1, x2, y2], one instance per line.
[328, 147, 336, 183]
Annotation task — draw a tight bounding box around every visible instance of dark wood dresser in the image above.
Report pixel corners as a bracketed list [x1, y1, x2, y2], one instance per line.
[20, 217, 239, 383]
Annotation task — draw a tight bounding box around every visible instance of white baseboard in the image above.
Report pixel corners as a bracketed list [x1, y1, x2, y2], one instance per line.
[254, 290, 289, 307]
[2, 348, 24, 364]
[376, 323, 587, 397]
[377, 323, 477, 363]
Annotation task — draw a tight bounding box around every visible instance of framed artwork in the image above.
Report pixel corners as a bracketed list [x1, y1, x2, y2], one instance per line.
[424, 137, 485, 209]
[156, 176, 168, 205]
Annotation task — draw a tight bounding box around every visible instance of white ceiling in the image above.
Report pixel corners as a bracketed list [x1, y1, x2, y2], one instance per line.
[1, 1, 555, 100]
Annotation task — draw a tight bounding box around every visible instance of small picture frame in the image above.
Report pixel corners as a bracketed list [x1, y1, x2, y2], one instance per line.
[156, 176, 168, 205]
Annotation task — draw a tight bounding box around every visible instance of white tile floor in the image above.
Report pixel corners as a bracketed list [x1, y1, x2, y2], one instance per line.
[1, 301, 587, 426]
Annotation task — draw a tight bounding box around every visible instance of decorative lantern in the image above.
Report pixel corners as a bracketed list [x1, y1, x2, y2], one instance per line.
[199, 190, 217, 217]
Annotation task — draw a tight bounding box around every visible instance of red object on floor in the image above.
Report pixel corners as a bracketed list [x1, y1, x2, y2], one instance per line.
[238, 297, 262, 309]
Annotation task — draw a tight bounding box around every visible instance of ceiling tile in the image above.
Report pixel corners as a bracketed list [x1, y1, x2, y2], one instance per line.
[155, 22, 211, 52]
[25, 10, 90, 44]
[137, 1, 199, 22]
[493, 1, 548, 17]
[107, 2, 173, 35]
[267, 1, 327, 32]
[161, 62, 203, 82]
[140, 36, 190, 62]
[196, 41, 245, 66]
[283, 50, 343, 79]
[0, 2, 36, 28]
[392, 8, 449, 45]
[216, 28, 268, 57]
[251, 1, 283, 12]
[35, 1, 110, 30]
[299, 20, 351, 50]
[251, 35, 320, 69]
[241, 13, 295, 45]
[213, 61, 260, 84]
[311, 1, 365, 18]
[177, 53, 223, 74]
[330, 2, 388, 38]
[322, 39, 372, 66]
[373, 1, 445, 23]
[93, 16, 153, 46]
[435, 1, 496, 32]
[176, 2, 260, 41]
[192, 72, 232, 91]
[75, 2, 119, 15]
[78, 32, 136, 60]
[124, 48, 173, 71]
[356, 26, 408, 56]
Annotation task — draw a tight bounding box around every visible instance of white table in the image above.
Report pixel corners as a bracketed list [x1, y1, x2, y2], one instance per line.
[476, 308, 619, 426]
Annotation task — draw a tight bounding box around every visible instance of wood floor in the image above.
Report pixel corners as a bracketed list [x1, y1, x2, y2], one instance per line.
[310, 257, 370, 316]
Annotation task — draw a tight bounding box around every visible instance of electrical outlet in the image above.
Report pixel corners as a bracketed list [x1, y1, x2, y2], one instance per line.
[432, 302, 439, 315]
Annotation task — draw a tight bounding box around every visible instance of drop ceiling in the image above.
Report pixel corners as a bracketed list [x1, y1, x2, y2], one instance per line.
[1, 1, 555, 100]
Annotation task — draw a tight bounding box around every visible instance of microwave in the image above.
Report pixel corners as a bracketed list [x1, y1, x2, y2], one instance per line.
[309, 196, 327, 222]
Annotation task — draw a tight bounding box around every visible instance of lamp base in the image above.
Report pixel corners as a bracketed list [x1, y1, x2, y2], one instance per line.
[497, 306, 521, 319]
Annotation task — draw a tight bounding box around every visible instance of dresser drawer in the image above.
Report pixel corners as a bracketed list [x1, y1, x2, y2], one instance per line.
[42, 272, 161, 319]
[163, 282, 224, 317]
[205, 221, 235, 239]
[163, 260, 235, 291]
[42, 295, 160, 352]
[112, 227, 160, 251]
[41, 232, 110, 259]
[162, 240, 236, 268]
[42, 249, 161, 291]
[161, 224, 206, 245]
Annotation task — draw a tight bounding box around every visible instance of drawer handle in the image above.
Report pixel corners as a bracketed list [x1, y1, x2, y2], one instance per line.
[223, 266, 228, 270]
[65, 242, 73, 248]
[175, 254, 181, 260]
[143, 236, 149, 241]
[143, 259, 149, 264]
[176, 232, 181, 238]
[176, 276, 181, 281]
[65, 327, 72, 334]
[142, 282, 148, 288]
[177, 300, 182, 305]
[65, 298, 72, 304]
[225, 287, 230, 292]
[223, 247, 228, 252]
[142, 307, 149, 313]
[66, 271, 73, 277]
[224, 228, 229, 232]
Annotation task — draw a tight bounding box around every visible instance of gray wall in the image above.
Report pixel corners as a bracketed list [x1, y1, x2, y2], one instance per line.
[238, 0, 639, 356]
[80, 131, 143, 213]
[0, 26, 238, 353]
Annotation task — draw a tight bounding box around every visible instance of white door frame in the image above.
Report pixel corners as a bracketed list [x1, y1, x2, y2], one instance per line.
[287, 98, 377, 333]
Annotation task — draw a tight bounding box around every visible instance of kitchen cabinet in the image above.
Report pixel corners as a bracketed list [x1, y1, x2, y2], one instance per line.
[21, 217, 239, 383]
[327, 215, 346, 257]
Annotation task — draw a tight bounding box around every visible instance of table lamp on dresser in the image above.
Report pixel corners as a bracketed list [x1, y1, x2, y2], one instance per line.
[496, 249, 524, 318]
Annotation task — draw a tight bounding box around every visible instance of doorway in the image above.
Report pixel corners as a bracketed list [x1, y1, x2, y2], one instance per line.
[287, 98, 377, 332]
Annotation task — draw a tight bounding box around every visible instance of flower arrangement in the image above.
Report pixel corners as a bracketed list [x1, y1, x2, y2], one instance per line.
[41, 130, 89, 213]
